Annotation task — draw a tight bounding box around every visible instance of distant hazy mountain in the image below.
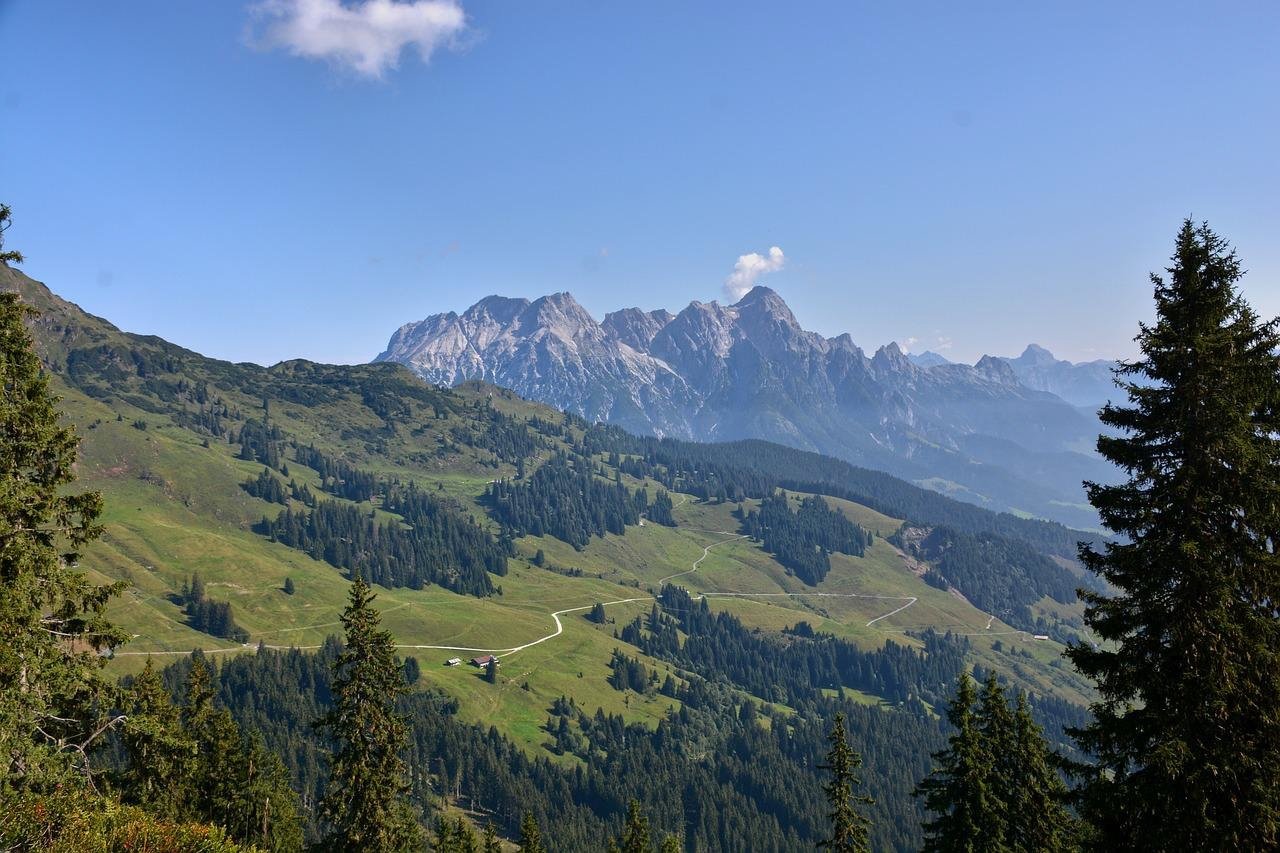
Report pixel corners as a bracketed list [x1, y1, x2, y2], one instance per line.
[1000, 344, 1120, 409]
[906, 350, 952, 368]
[377, 287, 1113, 528]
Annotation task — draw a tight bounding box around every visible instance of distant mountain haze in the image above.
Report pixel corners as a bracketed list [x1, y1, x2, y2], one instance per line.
[999, 343, 1122, 409]
[377, 287, 1118, 529]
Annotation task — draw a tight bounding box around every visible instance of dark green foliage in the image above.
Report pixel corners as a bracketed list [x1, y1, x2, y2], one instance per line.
[0, 279, 126, 793]
[242, 467, 288, 504]
[818, 713, 872, 852]
[258, 481, 506, 596]
[0, 204, 24, 264]
[402, 656, 421, 686]
[316, 577, 421, 852]
[283, 576, 295, 595]
[485, 451, 646, 549]
[1066, 221, 1280, 849]
[915, 674, 1000, 852]
[484, 658, 498, 684]
[435, 815, 480, 853]
[1007, 692, 1074, 852]
[583, 426, 1091, 560]
[614, 799, 651, 853]
[910, 527, 1078, 632]
[448, 406, 544, 464]
[164, 633, 954, 851]
[117, 660, 194, 819]
[237, 417, 283, 469]
[182, 573, 249, 643]
[293, 445, 377, 502]
[588, 602, 607, 623]
[645, 489, 676, 527]
[916, 673, 1073, 853]
[652, 585, 967, 708]
[177, 657, 304, 851]
[740, 492, 869, 585]
[517, 811, 546, 853]
[607, 649, 649, 693]
[483, 822, 501, 853]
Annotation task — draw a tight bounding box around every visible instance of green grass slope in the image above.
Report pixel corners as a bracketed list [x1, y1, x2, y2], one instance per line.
[4, 262, 1094, 757]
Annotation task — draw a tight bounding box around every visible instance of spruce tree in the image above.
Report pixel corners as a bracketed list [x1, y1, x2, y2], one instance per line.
[181, 656, 240, 821]
[974, 675, 1014, 846]
[180, 655, 302, 849]
[1066, 220, 1280, 849]
[915, 673, 1003, 853]
[0, 212, 126, 791]
[817, 712, 873, 852]
[317, 575, 421, 852]
[518, 810, 546, 853]
[482, 821, 501, 853]
[616, 799, 652, 853]
[228, 730, 305, 853]
[1006, 693, 1073, 853]
[119, 658, 195, 818]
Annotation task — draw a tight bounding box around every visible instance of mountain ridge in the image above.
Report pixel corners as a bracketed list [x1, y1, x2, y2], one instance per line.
[378, 286, 1114, 528]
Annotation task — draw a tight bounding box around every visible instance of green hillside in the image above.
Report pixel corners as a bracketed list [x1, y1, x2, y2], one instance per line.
[2, 262, 1095, 849]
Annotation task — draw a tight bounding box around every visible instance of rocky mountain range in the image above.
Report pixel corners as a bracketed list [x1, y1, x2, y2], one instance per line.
[908, 345, 1120, 408]
[376, 286, 1116, 529]
[1000, 344, 1121, 409]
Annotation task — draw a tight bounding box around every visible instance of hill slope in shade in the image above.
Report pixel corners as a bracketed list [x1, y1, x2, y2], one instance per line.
[378, 285, 1115, 528]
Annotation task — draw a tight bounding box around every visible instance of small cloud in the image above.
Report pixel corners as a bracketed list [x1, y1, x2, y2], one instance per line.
[247, 0, 468, 79]
[935, 336, 953, 351]
[899, 336, 918, 353]
[724, 246, 785, 301]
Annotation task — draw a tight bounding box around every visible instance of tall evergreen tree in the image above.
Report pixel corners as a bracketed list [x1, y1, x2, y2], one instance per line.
[817, 712, 873, 852]
[0, 210, 126, 791]
[317, 575, 421, 852]
[118, 658, 195, 818]
[1006, 693, 1073, 853]
[181, 657, 241, 821]
[915, 673, 1003, 853]
[482, 821, 501, 853]
[517, 811, 546, 853]
[616, 799, 652, 853]
[1066, 220, 1280, 849]
[974, 675, 1014, 847]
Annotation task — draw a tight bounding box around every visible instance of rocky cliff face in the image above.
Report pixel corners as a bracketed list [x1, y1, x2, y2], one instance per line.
[377, 287, 1113, 528]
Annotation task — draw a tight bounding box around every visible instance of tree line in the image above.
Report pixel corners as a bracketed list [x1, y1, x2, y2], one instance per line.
[738, 492, 870, 585]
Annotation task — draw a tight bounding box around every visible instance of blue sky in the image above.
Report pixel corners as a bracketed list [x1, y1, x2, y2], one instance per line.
[2, 1, 1278, 366]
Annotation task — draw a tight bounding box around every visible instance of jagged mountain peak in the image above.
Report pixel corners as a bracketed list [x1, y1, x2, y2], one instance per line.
[602, 307, 675, 350]
[522, 291, 599, 339]
[871, 341, 914, 374]
[974, 354, 1020, 384]
[733, 285, 801, 331]
[1016, 343, 1059, 365]
[375, 287, 1106, 528]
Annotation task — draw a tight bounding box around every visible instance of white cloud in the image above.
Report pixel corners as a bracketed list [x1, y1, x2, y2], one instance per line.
[899, 336, 919, 353]
[248, 0, 467, 79]
[935, 335, 954, 351]
[723, 246, 785, 301]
